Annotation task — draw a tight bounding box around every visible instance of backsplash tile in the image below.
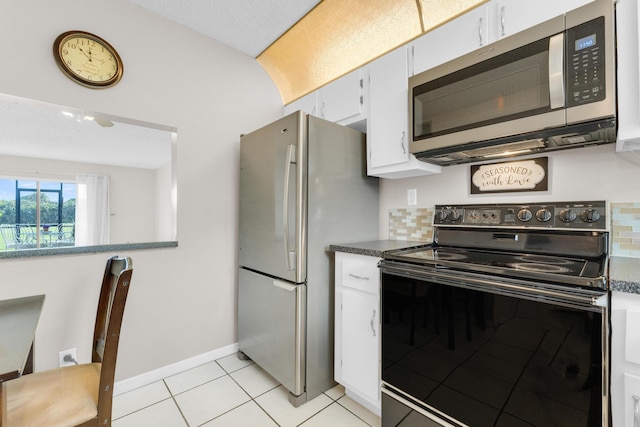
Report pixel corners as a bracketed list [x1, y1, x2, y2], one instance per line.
[389, 208, 433, 242]
[611, 202, 640, 258]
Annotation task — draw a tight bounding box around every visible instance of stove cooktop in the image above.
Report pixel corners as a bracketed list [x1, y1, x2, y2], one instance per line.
[383, 245, 607, 289]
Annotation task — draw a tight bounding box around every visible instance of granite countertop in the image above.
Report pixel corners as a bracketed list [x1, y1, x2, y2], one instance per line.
[610, 256, 640, 294]
[329, 240, 429, 258]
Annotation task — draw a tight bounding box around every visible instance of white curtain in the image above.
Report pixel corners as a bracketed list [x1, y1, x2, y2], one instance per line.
[75, 174, 110, 246]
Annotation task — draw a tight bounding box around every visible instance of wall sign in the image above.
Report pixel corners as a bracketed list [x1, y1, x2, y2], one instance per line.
[470, 157, 548, 194]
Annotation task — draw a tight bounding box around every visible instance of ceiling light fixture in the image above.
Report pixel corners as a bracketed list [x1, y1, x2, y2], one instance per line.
[258, 0, 487, 105]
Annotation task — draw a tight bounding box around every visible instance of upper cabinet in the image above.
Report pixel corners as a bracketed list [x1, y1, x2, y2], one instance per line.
[368, 46, 441, 178]
[616, 0, 640, 152]
[411, 0, 593, 77]
[284, 68, 366, 127]
[493, 0, 593, 41]
[410, 5, 490, 76]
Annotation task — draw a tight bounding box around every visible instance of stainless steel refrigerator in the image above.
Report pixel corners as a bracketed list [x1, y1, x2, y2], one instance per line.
[238, 111, 379, 406]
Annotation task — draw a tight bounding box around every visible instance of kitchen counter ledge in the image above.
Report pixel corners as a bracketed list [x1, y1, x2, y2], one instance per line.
[330, 240, 428, 258]
[0, 241, 178, 260]
[610, 256, 640, 294]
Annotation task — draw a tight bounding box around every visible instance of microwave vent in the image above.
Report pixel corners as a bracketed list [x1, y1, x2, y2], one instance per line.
[461, 139, 545, 158]
[414, 118, 616, 166]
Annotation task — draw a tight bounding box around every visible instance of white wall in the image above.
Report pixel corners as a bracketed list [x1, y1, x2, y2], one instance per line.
[0, 0, 283, 381]
[379, 145, 640, 237]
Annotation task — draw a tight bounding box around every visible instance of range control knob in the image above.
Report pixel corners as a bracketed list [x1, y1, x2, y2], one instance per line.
[436, 209, 448, 222]
[581, 208, 601, 223]
[559, 208, 577, 223]
[536, 208, 553, 222]
[448, 210, 461, 221]
[517, 208, 533, 222]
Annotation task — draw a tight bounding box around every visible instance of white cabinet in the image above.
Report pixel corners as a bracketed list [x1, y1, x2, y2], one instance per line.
[410, 0, 593, 76]
[493, 0, 592, 41]
[284, 91, 319, 117]
[610, 292, 640, 426]
[411, 5, 490, 76]
[367, 46, 441, 179]
[616, 0, 640, 152]
[334, 252, 381, 414]
[320, 69, 366, 125]
[284, 68, 366, 126]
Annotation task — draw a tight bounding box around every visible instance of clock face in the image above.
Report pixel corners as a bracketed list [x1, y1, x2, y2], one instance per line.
[53, 31, 123, 88]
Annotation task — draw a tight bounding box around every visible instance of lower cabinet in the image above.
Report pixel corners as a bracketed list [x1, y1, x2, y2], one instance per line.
[611, 291, 640, 427]
[334, 252, 381, 415]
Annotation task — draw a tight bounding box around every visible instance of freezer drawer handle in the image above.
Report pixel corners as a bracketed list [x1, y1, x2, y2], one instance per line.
[273, 279, 297, 292]
[283, 144, 296, 271]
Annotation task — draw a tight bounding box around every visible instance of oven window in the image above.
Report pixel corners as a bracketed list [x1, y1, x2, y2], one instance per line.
[381, 273, 604, 427]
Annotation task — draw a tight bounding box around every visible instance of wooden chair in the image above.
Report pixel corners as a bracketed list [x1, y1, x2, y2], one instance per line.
[2, 256, 133, 427]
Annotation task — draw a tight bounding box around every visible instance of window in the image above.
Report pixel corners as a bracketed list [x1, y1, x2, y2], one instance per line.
[0, 178, 76, 250]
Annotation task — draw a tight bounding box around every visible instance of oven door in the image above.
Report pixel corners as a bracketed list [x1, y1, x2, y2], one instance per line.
[380, 265, 609, 427]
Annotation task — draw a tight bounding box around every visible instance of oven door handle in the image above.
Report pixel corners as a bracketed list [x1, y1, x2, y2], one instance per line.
[381, 263, 605, 311]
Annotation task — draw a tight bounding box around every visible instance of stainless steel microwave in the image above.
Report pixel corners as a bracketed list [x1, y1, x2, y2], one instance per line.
[409, 0, 615, 166]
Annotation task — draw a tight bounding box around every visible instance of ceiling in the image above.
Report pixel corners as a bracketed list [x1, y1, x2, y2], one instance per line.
[126, 0, 486, 104]
[0, 95, 173, 170]
[126, 0, 321, 58]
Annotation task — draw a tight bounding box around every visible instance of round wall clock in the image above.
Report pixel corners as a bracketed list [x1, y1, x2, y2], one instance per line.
[53, 31, 123, 88]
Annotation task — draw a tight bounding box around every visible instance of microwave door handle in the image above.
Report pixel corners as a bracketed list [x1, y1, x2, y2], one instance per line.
[548, 33, 565, 109]
[283, 144, 296, 271]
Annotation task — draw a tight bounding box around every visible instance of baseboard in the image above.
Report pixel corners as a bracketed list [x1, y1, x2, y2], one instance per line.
[113, 342, 239, 396]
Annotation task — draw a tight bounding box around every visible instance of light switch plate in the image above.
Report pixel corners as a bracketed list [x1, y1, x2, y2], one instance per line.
[407, 189, 417, 206]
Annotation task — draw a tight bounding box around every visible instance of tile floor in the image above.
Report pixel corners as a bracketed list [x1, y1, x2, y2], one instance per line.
[112, 353, 381, 427]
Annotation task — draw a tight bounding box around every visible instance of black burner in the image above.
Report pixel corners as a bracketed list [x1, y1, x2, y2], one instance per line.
[506, 262, 572, 273]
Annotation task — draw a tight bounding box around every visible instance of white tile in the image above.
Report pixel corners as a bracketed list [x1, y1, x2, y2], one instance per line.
[216, 352, 255, 373]
[112, 380, 172, 419]
[174, 374, 251, 426]
[112, 399, 187, 427]
[300, 402, 371, 426]
[231, 363, 280, 398]
[324, 383, 346, 401]
[201, 400, 278, 427]
[164, 360, 227, 395]
[339, 395, 381, 427]
[255, 385, 333, 427]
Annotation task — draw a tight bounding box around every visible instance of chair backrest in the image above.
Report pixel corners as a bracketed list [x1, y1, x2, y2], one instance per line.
[92, 256, 133, 426]
[0, 224, 16, 249]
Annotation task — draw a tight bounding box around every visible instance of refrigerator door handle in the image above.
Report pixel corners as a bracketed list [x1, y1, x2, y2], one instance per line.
[283, 144, 296, 271]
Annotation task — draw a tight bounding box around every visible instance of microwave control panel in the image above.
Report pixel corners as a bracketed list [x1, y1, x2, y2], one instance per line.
[566, 16, 606, 107]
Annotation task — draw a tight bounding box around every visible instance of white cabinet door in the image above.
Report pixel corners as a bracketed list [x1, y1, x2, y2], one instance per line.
[284, 69, 366, 125]
[411, 4, 490, 76]
[368, 47, 410, 169]
[367, 47, 441, 178]
[284, 91, 319, 117]
[493, 0, 593, 40]
[320, 69, 365, 124]
[341, 287, 379, 403]
[334, 252, 381, 414]
[610, 292, 640, 426]
[616, 0, 640, 151]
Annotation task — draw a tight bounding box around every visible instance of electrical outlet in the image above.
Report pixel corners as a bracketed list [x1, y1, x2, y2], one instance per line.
[58, 348, 77, 367]
[407, 188, 417, 206]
